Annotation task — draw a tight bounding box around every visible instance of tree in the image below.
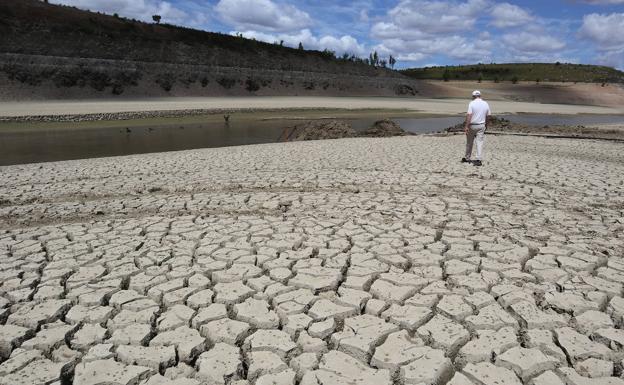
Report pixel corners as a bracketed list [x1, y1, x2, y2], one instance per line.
[389, 55, 397, 69]
[511, 76, 519, 84]
[279, 40, 284, 47]
[442, 69, 450, 82]
[380, 59, 387, 68]
[373, 51, 379, 66]
[152, 15, 161, 24]
[298, 42, 304, 50]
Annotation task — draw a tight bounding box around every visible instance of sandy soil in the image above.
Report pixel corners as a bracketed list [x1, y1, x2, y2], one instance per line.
[0, 135, 623, 384]
[0, 96, 622, 118]
[420, 81, 624, 108]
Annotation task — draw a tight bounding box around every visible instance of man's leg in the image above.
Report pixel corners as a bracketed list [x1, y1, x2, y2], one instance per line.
[475, 127, 485, 161]
[465, 128, 476, 160]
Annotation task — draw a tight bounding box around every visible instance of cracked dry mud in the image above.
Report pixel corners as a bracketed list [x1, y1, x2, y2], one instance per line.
[0, 134, 623, 385]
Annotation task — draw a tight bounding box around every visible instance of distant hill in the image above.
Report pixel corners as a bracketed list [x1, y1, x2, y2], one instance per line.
[401, 63, 624, 84]
[0, 0, 417, 99]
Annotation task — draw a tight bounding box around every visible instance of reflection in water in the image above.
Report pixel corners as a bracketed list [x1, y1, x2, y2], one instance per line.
[1, 114, 623, 165]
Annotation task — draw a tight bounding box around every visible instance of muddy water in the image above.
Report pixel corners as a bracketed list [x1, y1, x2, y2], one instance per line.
[1, 114, 623, 166]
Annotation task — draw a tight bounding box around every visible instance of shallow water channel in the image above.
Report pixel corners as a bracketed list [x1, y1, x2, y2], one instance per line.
[1, 114, 623, 166]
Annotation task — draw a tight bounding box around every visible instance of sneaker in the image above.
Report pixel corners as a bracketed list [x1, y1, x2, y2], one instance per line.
[473, 160, 483, 167]
[461, 158, 471, 163]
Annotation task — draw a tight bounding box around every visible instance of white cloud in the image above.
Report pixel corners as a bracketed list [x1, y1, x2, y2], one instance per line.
[235, 29, 367, 55]
[215, 0, 312, 32]
[369, 0, 493, 64]
[490, 3, 532, 28]
[50, 0, 189, 24]
[502, 31, 566, 53]
[579, 13, 624, 50]
[379, 0, 489, 35]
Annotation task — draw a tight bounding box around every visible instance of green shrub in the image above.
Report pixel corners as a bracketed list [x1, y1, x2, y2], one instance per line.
[245, 78, 260, 92]
[155, 73, 174, 91]
[217, 77, 236, 89]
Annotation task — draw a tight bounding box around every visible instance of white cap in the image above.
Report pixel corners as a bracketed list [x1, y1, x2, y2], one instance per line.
[472, 90, 481, 97]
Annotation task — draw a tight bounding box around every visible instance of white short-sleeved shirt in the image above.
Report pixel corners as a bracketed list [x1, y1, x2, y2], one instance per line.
[467, 99, 491, 125]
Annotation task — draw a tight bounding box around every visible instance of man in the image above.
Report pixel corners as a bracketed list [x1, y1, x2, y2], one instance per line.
[462, 90, 491, 167]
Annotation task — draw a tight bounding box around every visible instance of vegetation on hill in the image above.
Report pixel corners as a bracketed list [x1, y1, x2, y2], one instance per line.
[401, 63, 624, 84]
[0, 0, 392, 75]
[0, 0, 417, 97]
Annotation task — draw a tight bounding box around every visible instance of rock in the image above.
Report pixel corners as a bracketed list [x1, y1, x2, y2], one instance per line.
[573, 310, 614, 335]
[495, 346, 559, 381]
[371, 330, 428, 373]
[0, 349, 43, 376]
[0, 325, 33, 359]
[156, 304, 195, 332]
[593, 328, 624, 351]
[381, 304, 432, 331]
[360, 119, 409, 137]
[191, 303, 228, 328]
[331, 315, 399, 362]
[195, 343, 241, 384]
[282, 120, 357, 141]
[233, 298, 280, 328]
[200, 318, 250, 345]
[186, 289, 213, 309]
[73, 359, 154, 385]
[300, 350, 391, 385]
[109, 323, 152, 346]
[525, 329, 568, 364]
[558, 367, 624, 385]
[21, 321, 75, 354]
[244, 330, 297, 359]
[463, 362, 522, 385]
[7, 300, 71, 329]
[465, 303, 518, 331]
[256, 369, 297, 385]
[116, 345, 177, 370]
[82, 344, 115, 362]
[555, 327, 613, 364]
[457, 327, 518, 366]
[0, 358, 65, 385]
[308, 318, 335, 339]
[246, 350, 288, 381]
[531, 371, 565, 385]
[436, 295, 474, 321]
[149, 326, 206, 363]
[213, 282, 255, 305]
[400, 348, 454, 385]
[71, 324, 107, 351]
[575, 358, 614, 378]
[308, 299, 358, 321]
[510, 301, 568, 329]
[290, 353, 319, 380]
[417, 314, 470, 356]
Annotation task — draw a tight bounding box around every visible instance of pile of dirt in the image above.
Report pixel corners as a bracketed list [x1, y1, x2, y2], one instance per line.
[446, 116, 624, 140]
[279, 119, 412, 141]
[279, 120, 357, 141]
[360, 119, 411, 137]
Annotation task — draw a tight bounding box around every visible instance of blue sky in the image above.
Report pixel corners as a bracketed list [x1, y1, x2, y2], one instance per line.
[51, 0, 624, 69]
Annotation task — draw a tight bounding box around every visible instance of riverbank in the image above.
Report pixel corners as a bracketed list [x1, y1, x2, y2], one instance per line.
[1, 96, 622, 119]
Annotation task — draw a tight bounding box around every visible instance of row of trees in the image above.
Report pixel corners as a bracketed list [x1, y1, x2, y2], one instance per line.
[294, 43, 398, 69]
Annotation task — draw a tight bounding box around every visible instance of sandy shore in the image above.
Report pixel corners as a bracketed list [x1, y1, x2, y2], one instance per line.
[1, 96, 623, 117]
[1, 135, 623, 384]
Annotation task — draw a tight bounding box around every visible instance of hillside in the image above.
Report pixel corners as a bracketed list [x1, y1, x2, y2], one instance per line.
[402, 63, 624, 84]
[0, 0, 417, 99]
